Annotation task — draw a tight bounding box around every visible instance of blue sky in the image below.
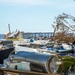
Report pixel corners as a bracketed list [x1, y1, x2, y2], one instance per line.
[0, 0, 75, 34]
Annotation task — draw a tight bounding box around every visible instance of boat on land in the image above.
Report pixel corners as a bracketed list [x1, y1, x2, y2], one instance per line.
[0, 39, 14, 64]
[15, 39, 74, 56]
[3, 51, 62, 74]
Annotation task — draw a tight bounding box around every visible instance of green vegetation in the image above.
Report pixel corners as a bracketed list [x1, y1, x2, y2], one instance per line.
[62, 56, 75, 71]
[58, 55, 75, 73]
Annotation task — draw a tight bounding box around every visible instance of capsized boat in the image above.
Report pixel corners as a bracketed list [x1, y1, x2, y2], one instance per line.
[3, 51, 62, 74]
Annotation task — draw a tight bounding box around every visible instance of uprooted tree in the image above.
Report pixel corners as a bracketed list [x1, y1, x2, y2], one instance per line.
[52, 13, 75, 43]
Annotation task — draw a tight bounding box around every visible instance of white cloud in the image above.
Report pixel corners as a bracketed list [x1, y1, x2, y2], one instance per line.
[0, 0, 49, 5]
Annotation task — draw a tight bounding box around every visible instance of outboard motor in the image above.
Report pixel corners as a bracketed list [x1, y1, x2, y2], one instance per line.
[4, 51, 62, 74]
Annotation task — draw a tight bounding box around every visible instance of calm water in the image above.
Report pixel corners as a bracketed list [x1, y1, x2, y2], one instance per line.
[0, 34, 5, 39]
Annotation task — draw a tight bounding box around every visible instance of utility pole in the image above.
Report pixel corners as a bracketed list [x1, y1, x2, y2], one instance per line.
[8, 24, 11, 32]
